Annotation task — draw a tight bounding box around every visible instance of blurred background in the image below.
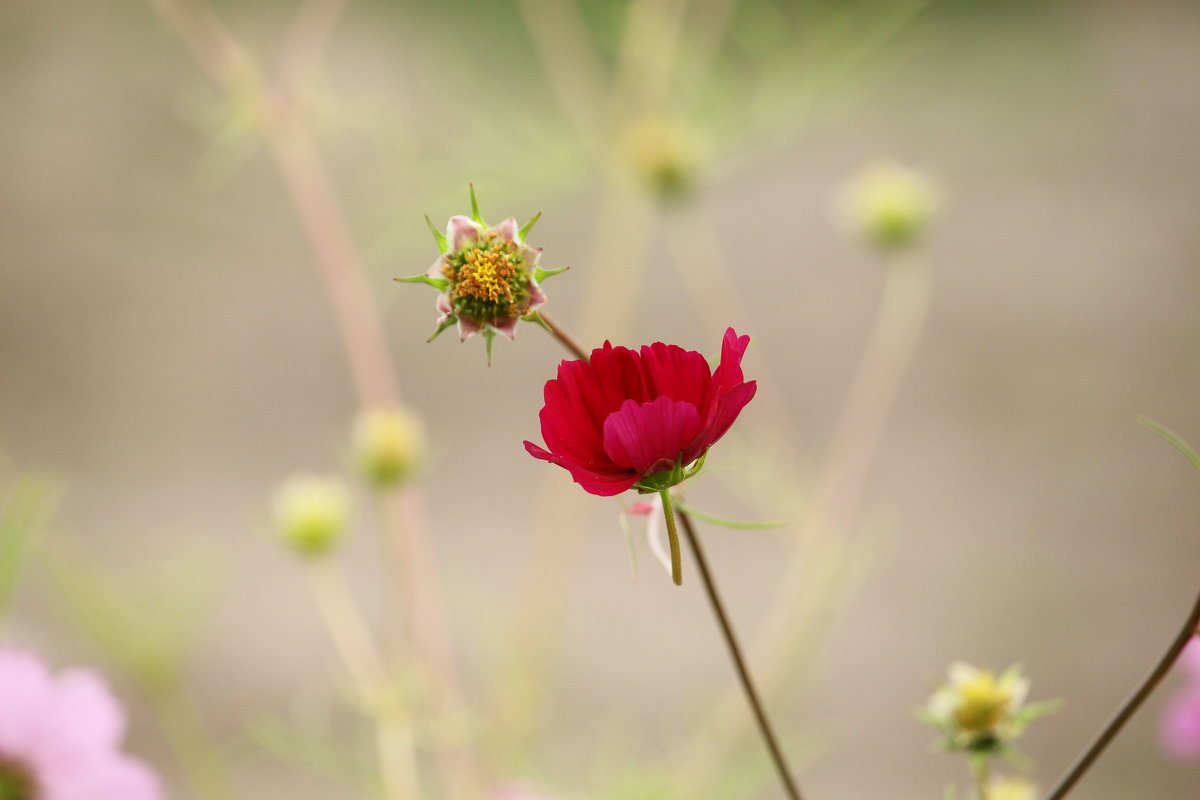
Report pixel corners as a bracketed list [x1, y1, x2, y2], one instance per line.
[1, 0, 1199, 797]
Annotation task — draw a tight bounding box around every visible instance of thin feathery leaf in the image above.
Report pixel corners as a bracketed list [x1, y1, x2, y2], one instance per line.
[1137, 415, 1200, 472]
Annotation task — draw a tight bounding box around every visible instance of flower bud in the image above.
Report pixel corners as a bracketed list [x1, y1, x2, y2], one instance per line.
[352, 406, 424, 489]
[621, 116, 705, 203]
[922, 662, 1055, 754]
[989, 777, 1038, 800]
[273, 475, 350, 557]
[839, 161, 937, 251]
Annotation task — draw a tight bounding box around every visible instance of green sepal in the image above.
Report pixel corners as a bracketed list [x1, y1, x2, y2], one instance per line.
[468, 183, 484, 226]
[522, 310, 553, 334]
[1137, 415, 1200, 473]
[518, 212, 541, 240]
[482, 328, 497, 366]
[533, 265, 570, 282]
[395, 274, 450, 290]
[673, 499, 787, 531]
[426, 316, 456, 343]
[633, 454, 706, 494]
[424, 214, 448, 253]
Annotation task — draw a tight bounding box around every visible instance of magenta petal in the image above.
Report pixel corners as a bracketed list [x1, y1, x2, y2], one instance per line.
[447, 216, 482, 250]
[697, 380, 757, 455]
[639, 341, 711, 407]
[524, 441, 638, 496]
[710, 327, 750, 396]
[602, 397, 703, 476]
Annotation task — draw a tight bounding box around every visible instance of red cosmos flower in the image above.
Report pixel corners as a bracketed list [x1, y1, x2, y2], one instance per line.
[524, 328, 757, 496]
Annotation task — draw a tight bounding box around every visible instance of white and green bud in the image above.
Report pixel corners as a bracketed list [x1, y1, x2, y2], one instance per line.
[273, 475, 351, 557]
[352, 405, 424, 489]
[620, 116, 706, 203]
[839, 161, 938, 251]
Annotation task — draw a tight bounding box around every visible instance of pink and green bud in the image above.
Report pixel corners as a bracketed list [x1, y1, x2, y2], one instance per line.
[397, 186, 563, 363]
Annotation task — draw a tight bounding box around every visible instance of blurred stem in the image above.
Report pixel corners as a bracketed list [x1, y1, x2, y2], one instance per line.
[970, 755, 990, 800]
[677, 508, 804, 800]
[514, 0, 606, 144]
[308, 558, 422, 800]
[1042, 586, 1200, 800]
[143, 676, 239, 800]
[683, 251, 933, 771]
[149, 3, 477, 795]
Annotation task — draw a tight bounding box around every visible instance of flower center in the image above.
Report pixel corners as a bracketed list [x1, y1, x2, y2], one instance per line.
[443, 234, 530, 321]
[952, 672, 1011, 733]
[0, 758, 36, 800]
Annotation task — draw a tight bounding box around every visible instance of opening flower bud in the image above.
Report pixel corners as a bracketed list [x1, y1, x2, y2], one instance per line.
[352, 405, 424, 489]
[273, 475, 350, 557]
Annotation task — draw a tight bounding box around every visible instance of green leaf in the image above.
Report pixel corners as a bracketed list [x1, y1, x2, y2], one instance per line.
[394, 274, 450, 290]
[424, 214, 448, 253]
[1137, 415, 1200, 472]
[673, 499, 787, 530]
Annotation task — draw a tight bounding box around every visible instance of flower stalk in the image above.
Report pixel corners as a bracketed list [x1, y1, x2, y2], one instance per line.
[1042, 585, 1200, 800]
[677, 508, 804, 800]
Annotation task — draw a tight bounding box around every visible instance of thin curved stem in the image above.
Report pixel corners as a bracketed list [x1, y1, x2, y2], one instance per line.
[677, 508, 805, 800]
[1042, 585, 1200, 800]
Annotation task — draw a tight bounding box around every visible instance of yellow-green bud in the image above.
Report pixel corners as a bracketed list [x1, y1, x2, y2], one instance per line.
[840, 161, 938, 251]
[273, 475, 350, 556]
[621, 116, 705, 203]
[989, 777, 1038, 800]
[352, 406, 424, 489]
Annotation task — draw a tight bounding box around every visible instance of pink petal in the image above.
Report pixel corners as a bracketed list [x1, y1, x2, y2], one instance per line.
[521, 244, 543, 266]
[492, 217, 519, 244]
[602, 397, 703, 477]
[41, 668, 126, 752]
[1161, 689, 1200, 759]
[710, 327, 751, 397]
[493, 316, 519, 340]
[526, 280, 546, 312]
[424, 255, 448, 278]
[1180, 638, 1200, 676]
[446, 216, 482, 250]
[457, 315, 482, 341]
[0, 649, 53, 754]
[39, 753, 162, 800]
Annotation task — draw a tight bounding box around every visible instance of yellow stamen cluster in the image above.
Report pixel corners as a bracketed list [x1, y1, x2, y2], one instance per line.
[446, 239, 519, 305]
[952, 670, 1012, 733]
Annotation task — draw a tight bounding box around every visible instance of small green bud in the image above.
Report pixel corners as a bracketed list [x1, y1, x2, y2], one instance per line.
[840, 161, 938, 251]
[621, 116, 705, 203]
[273, 475, 350, 557]
[352, 406, 424, 489]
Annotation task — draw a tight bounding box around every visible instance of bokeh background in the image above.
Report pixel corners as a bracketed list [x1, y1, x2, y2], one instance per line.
[1, 0, 1199, 797]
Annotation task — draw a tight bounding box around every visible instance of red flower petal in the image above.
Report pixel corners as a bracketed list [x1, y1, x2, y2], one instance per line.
[524, 441, 638, 496]
[602, 397, 703, 477]
[638, 342, 711, 409]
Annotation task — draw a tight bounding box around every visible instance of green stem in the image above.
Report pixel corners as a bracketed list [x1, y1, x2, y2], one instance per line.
[677, 508, 804, 800]
[659, 489, 683, 586]
[1042, 585, 1200, 800]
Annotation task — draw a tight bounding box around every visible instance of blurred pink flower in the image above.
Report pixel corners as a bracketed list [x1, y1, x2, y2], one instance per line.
[490, 784, 556, 800]
[1160, 637, 1200, 759]
[0, 649, 161, 799]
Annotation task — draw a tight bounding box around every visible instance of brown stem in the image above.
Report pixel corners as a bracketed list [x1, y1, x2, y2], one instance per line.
[1043, 586, 1200, 800]
[537, 310, 590, 361]
[677, 509, 805, 800]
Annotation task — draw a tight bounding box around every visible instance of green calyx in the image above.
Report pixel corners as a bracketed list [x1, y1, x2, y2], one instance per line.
[634, 454, 706, 494]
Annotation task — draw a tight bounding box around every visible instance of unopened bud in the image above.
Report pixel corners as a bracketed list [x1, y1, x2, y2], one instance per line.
[273, 475, 350, 557]
[840, 161, 938, 251]
[353, 406, 424, 489]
